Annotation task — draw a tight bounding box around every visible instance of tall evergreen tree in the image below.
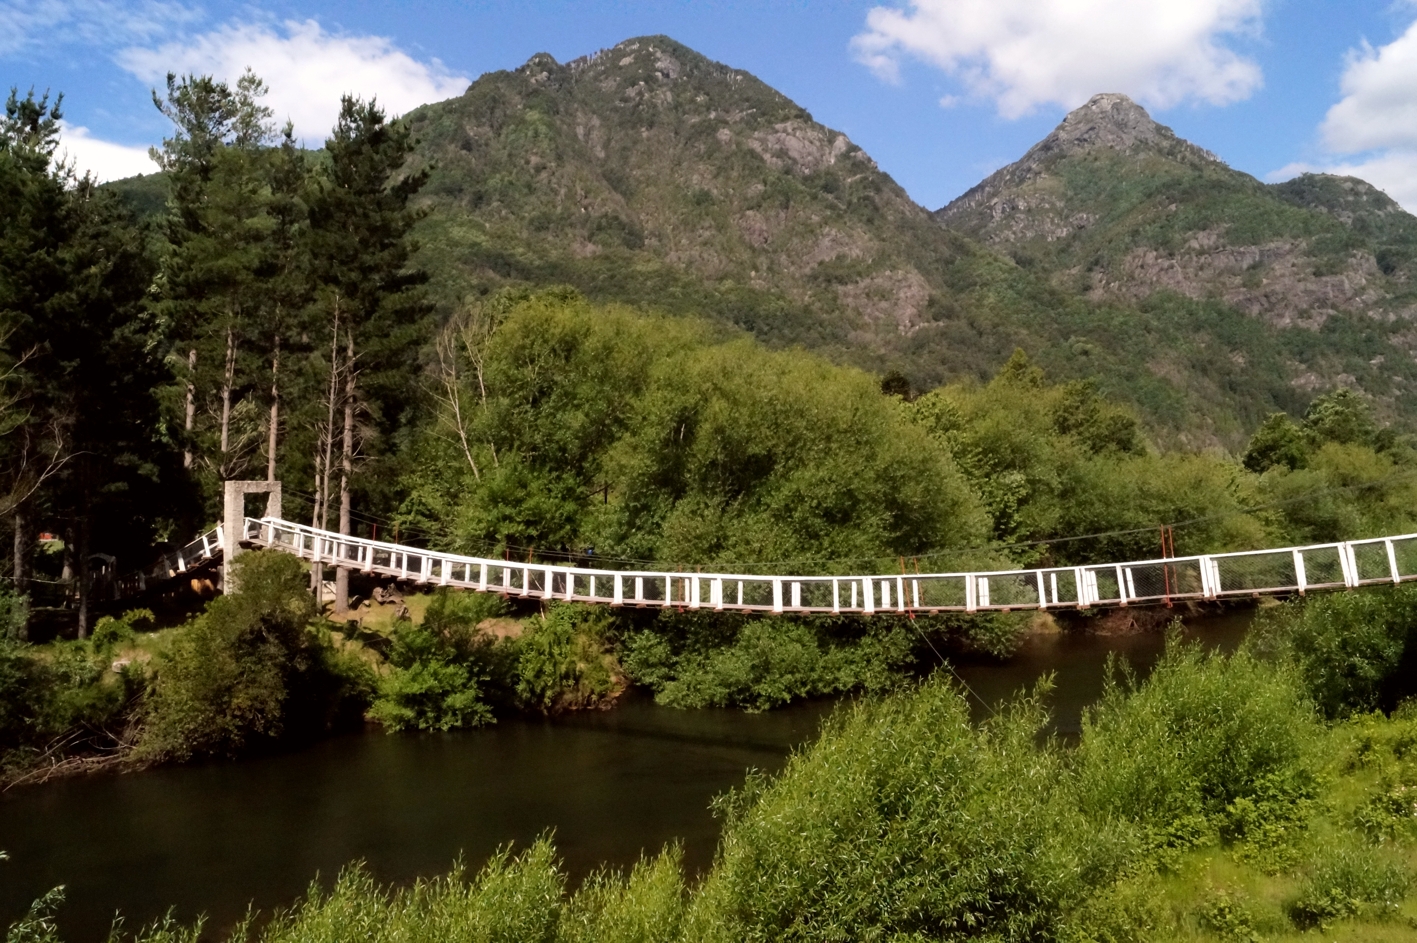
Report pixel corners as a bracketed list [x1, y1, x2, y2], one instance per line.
[0, 88, 164, 636]
[307, 95, 429, 610]
[150, 71, 281, 511]
[0, 89, 69, 630]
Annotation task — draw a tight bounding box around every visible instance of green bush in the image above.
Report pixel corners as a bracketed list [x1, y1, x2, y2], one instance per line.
[369, 589, 510, 732]
[0, 637, 48, 754]
[139, 551, 367, 761]
[686, 676, 1121, 942]
[1287, 840, 1410, 930]
[559, 848, 686, 943]
[1250, 586, 1417, 718]
[1075, 636, 1320, 853]
[257, 840, 566, 943]
[515, 604, 616, 712]
[89, 608, 153, 653]
[624, 617, 916, 711]
[0, 587, 28, 641]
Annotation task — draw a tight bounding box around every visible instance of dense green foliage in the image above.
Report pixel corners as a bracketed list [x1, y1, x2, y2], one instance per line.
[622, 614, 917, 710]
[370, 593, 617, 731]
[1252, 585, 1417, 720]
[138, 552, 371, 761]
[400, 291, 988, 569]
[0, 598, 148, 774]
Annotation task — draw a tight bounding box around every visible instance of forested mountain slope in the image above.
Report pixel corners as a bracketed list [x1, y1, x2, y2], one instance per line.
[935, 93, 1417, 329]
[106, 38, 1417, 448]
[390, 38, 1417, 447]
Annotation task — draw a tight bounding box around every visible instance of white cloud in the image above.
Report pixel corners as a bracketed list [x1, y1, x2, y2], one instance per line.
[1269, 18, 1417, 214]
[0, 0, 199, 56]
[117, 19, 470, 145]
[56, 122, 156, 182]
[1321, 20, 1417, 153]
[851, 0, 1266, 118]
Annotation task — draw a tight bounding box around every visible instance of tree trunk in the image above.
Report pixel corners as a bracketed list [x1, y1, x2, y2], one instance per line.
[220, 324, 236, 479]
[311, 297, 341, 600]
[183, 348, 196, 469]
[76, 509, 90, 640]
[267, 336, 280, 481]
[12, 506, 28, 642]
[334, 331, 355, 614]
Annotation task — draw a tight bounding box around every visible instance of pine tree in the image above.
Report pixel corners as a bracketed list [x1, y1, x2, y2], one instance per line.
[307, 96, 429, 611]
[0, 89, 163, 637]
[150, 71, 280, 513]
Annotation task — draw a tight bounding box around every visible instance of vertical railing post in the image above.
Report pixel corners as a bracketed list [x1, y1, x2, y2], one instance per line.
[772, 579, 783, 613]
[1338, 544, 1356, 588]
[1387, 539, 1401, 584]
[613, 574, 623, 606]
[1035, 571, 1047, 609]
[965, 573, 977, 613]
[1293, 549, 1307, 595]
[863, 577, 875, 615]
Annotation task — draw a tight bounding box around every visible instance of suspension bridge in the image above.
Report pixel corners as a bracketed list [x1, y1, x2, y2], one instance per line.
[106, 480, 1417, 615]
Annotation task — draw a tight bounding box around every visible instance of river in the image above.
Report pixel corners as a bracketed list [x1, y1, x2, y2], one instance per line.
[0, 610, 1251, 940]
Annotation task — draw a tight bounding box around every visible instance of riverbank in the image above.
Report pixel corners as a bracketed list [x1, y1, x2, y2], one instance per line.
[12, 603, 1417, 942]
[1, 612, 1248, 939]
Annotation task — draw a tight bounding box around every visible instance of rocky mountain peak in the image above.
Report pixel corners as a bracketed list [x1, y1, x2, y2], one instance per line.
[939, 95, 1220, 219]
[1044, 93, 1212, 160]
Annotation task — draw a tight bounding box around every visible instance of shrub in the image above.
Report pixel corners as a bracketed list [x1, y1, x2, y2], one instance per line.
[1075, 635, 1320, 854]
[89, 608, 153, 653]
[1197, 885, 1263, 942]
[559, 848, 686, 943]
[1287, 840, 1410, 930]
[0, 638, 48, 754]
[515, 604, 616, 712]
[0, 587, 28, 641]
[686, 676, 1123, 942]
[256, 839, 565, 943]
[624, 617, 916, 711]
[138, 551, 363, 761]
[369, 589, 510, 732]
[1250, 586, 1417, 718]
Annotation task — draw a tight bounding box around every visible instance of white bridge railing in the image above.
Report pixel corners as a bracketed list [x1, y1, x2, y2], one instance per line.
[112, 525, 226, 598]
[229, 517, 1417, 614]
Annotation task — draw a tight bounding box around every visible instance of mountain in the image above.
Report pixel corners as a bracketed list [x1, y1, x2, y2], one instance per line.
[107, 39, 1417, 448]
[401, 36, 1012, 370]
[398, 43, 1417, 447]
[934, 94, 1417, 329]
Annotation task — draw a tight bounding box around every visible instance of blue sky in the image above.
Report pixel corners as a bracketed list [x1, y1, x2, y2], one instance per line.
[4, 0, 1417, 210]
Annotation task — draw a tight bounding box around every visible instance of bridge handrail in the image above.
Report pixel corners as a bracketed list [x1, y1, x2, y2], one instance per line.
[242, 517, 1417, 615]
[110, 525, 224, 599]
